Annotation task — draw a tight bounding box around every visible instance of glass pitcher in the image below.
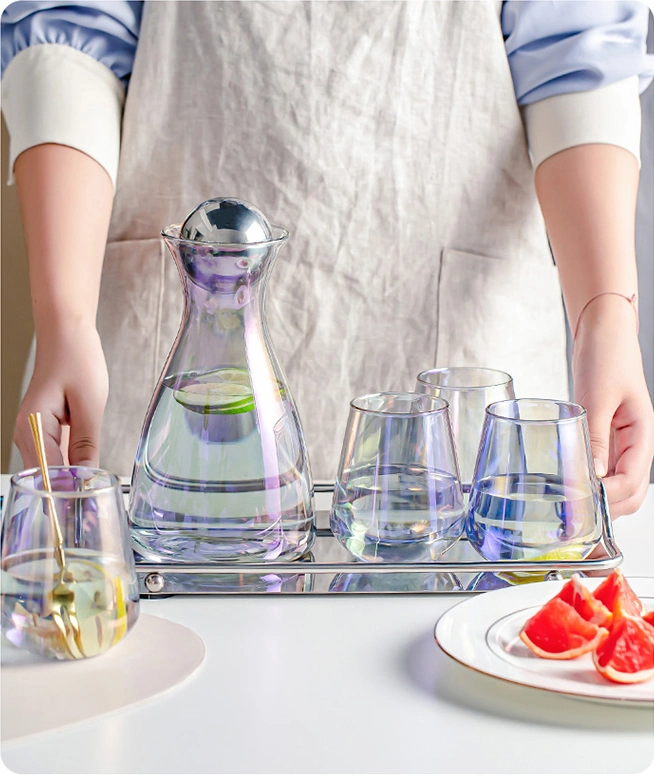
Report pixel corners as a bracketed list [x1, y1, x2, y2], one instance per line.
[129, 201, 315, 563]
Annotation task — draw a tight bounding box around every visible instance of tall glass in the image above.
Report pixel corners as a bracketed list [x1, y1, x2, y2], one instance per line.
[466, 399, 603, 562]
[1, 467, 139, 660]
[129, 225, 314, 563]
[330, 392, 465, 562]
[416, 367, 515, 485]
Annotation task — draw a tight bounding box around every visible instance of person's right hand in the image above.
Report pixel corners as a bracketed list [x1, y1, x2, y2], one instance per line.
[13, 323, 109, 469]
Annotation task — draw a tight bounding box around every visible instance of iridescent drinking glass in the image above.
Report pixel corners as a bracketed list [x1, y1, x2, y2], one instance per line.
[1, 467, 140, 660]
[415, 367, 515, 485]
[466, 399, 603, 562]
[330, 392, 465, 562]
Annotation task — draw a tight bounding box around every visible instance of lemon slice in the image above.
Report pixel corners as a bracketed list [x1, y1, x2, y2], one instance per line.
[498, 545, 585, 585]
[54, 559, 127, 657]
[112, 576, 128, 645]
[532, 546, 585, 562]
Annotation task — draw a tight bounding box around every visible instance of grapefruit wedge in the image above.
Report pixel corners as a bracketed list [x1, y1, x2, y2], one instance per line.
[520, 598, 609, 659]
[643, 610, 654, 627]
[555, 574, 612, 627]
[593, 569, 645, 618]
[593, 615, 654, 684]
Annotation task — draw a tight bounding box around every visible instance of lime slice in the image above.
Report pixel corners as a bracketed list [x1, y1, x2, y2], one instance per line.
[204, 367, 251, 386]
[174, 375, 255, 414]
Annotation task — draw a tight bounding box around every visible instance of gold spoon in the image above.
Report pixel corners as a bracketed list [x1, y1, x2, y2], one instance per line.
[28, 412, 85, 659]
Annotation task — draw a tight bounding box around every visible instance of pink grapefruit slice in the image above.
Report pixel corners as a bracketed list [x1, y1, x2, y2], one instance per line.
[593, 615, 654, 684]
[555, 574, 612, 627]
[520, 598, 609, 660]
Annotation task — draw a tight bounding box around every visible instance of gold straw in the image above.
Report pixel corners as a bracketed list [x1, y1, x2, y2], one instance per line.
[28, 412, 66, 571]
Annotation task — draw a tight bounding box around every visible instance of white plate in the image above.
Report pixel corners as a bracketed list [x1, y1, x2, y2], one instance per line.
[434, 576, 654, 707]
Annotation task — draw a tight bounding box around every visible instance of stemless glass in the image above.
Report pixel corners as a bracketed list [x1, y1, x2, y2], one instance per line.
[1, 467, 140, 660]
[415, 367, 515, 485]
[466, 399, 603, 562]
[330, 392, 465, 562]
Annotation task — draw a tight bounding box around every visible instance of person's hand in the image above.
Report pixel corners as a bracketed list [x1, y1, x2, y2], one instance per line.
[13, 323, 109, 469]
[572, 295, 654, 517]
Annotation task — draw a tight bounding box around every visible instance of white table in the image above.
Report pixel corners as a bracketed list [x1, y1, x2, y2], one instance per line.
[2, 481, 653, 775]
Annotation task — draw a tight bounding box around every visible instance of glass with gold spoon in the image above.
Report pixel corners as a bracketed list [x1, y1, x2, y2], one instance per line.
[1, 413, 139, 660]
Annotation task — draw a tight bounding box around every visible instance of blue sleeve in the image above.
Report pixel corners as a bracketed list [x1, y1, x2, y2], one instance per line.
[1, 1, 143, 84]
[502, 0, 654, 105]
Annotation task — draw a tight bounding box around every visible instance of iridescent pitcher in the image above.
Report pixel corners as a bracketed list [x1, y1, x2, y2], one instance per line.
[129, 199, 315, 563]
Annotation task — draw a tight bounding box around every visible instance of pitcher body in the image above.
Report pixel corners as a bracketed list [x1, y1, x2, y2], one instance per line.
[129, 212, 315, 563]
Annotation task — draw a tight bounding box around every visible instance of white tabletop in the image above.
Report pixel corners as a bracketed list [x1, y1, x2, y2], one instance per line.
[2, 480, 653, 775]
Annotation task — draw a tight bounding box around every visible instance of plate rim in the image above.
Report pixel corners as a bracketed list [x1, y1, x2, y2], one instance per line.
[434, 576, 654, 707]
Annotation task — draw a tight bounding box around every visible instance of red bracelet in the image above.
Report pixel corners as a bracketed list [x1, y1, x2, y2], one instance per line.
[573, 292, 639, 340]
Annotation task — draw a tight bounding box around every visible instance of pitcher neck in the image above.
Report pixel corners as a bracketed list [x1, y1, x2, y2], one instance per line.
[162, 224, 288, 313]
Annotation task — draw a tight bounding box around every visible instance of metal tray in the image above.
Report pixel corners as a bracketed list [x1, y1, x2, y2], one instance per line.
[132, 482, 622, 596]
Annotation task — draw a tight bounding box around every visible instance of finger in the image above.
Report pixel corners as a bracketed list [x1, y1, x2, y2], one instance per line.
[602, 448, 650, 513]
[607, 429, 619, 478]
[603, 472, 637, 510]
[602, 406, 654, 505]
[606, 476, 650, 518]
[582, 400, 615, 478]
[14, 409, 64, 469]
[60, 425, 71, 465]
[66, 390, 103, 467]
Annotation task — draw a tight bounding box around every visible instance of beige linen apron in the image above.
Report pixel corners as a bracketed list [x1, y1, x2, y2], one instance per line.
[97, 0, 568, 480]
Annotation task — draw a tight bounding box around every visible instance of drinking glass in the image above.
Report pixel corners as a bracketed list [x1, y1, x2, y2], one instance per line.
[330, 392, 465, 562]
[415, 367, 515, 485]
[466, 399, 603, 562]
[2, 467, 140, 660]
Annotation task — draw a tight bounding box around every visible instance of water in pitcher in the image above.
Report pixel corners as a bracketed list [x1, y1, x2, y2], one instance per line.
[130, 368, 313, 563]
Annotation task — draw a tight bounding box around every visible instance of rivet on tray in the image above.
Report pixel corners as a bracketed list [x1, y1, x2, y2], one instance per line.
[545, 570, 564, 581]
[145, 572, 165, 593]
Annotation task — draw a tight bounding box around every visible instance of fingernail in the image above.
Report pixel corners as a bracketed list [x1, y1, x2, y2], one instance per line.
[72, 459, 94, 470]
[594, 458, 607, 478]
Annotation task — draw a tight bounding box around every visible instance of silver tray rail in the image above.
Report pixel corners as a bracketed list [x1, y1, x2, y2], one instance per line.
[128, 481, 623, 596]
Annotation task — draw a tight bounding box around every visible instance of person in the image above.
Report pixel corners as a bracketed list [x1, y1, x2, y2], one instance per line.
[2, 0, 653, 517]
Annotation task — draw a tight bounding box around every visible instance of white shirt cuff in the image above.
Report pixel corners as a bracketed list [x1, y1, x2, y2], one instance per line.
[521, 76, 642, 170]
[1, 43, 124, 189]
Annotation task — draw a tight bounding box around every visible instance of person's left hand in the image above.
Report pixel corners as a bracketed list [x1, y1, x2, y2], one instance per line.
[572, 295, 654, 517]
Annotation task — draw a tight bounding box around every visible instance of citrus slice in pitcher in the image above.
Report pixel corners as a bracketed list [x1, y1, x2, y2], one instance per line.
[173, 368, 255, 414]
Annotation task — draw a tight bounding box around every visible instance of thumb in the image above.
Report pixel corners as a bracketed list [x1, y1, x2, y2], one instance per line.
[67, 392, 103, 467]
[583, 400, 614, 478]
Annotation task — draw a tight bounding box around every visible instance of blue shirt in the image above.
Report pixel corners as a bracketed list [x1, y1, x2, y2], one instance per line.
[1, 1, 653, 103]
